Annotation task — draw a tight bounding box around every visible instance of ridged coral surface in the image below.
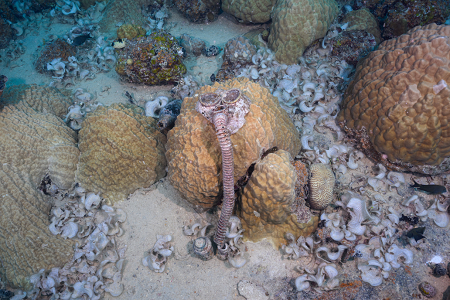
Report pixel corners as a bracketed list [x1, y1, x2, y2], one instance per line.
[239, 150, 318, 247]
[0, 164, 75, 290]
[337, 24, 450, 175]
[308, 163, 335, 210]
[76, 103, 167, 204]
[0, 102, 78, 289]
[0, 102, 79, 189]
[0, 84, 72, 118]
[166, 77, 301, 210]
[221, 0, 276, 23]
[268, 0, 338, 64]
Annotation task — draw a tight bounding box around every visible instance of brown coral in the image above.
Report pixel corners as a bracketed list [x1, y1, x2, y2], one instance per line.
[0, 102, 78, 289]
[308, 163, 335, 210]
[337, 24, 450, 175]
[221, 0, 277, 23]
[166, 77, 301, 211]
[0, 84, 72, 118]
[342, 8, 382, 44]
[35, 39, 76, 74]
[174, 0, 221, 23]
[117, 24, 146, 40]
[98, 0, 148, 33]
[239, 150, 318, 247]
[268, 0, 338, 64]
[0, 102, 79, 190]
[76, 103, 167, 204]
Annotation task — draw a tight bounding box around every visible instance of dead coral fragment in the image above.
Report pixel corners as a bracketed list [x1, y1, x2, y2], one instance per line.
[114, 31, 186, 85]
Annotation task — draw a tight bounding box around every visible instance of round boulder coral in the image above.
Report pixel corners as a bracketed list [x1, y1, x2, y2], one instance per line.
[268, 0, 338, 64]
[337, 24, 450, 175]
[117, 24, 146, 40]
[0, 102, 78, 289]
[239, 150, 318, 247]
[76, 103, 167, 204]
[221, 0, 276, 23]
[166, 77, 301, 211]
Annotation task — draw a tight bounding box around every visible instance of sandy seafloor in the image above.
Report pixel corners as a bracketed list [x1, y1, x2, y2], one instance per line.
[2, 6, 450, 300]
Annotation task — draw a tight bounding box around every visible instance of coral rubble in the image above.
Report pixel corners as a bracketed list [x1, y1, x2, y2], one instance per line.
[115, 31, 186, 85]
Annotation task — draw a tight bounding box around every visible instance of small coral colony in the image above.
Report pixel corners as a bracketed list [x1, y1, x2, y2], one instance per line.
[1, 0, 450, 298]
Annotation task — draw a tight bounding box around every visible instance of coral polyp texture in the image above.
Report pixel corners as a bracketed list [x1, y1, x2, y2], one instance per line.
[115, 31, 187, 85]
[239, 150, 318, 248]
[268, 0, 338, 64]
[308, 163, 335, 210]
[76, 103, 167, 204]
[0, 102, 78, 289]
[337, 24, 450, 175]
[0, 84, 72, 118]
[166, 77, 301, 211]
[221, 0, 276, 23]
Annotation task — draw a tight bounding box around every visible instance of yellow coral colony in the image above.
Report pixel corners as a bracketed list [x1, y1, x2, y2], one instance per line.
[76, 103, 167, 204]
[0, 101, 78, 289]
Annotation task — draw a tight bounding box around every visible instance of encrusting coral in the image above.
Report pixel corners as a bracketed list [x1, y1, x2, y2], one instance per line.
[268, 0, 339, 64]
[35, 39, 76, 74]
[166, 77, 301, 211]
[239, 150, 319, 247]
[76, 103, 167, 204]
[0, 101, 79, 289]
[337, 24, 450, 175]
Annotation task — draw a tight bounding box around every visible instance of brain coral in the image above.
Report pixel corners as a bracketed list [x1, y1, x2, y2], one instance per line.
[268, 0, 339, 64]
[221, 0, 276, 23]
[0, 102, 78, 289]
[337, 24, 450, 175]
[0, 164, 75, 290]
[76, 103, 167, 204]
[166, 77, 301, 211]
[0, 102, 79, 189]
[239, 150, 318, 247]
[0, 84, 72, 118]
[308, 163, 335, 210]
